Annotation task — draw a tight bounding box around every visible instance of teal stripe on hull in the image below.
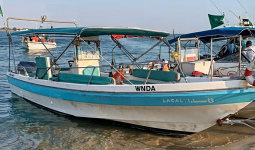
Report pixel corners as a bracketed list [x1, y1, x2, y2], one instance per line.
[7, 76, 255, 106]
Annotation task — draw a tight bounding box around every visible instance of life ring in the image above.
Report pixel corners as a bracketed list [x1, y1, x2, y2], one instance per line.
[113, 70, 124, 84]
[245, 61, 255, 86]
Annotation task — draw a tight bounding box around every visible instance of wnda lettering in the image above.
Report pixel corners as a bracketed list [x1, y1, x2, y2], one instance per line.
[135, 86, 156, 91]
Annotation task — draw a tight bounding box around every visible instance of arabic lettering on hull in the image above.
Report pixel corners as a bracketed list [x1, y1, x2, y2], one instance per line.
[163, 98, 214, 104]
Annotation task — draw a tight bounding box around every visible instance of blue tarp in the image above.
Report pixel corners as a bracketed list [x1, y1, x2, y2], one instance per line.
[168, 27, 255, 44]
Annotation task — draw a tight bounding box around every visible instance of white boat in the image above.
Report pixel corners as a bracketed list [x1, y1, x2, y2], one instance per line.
[22, 40, 57, 50]
[7, 15, 79, 50]
[7, 27, 255, 133]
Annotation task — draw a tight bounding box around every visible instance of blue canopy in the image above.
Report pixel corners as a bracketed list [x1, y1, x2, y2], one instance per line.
[168, 27, 255, 44]
[11, 27, 170, 37]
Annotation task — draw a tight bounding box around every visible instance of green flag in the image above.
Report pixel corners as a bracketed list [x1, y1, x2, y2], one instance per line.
[208, 14, 224, 29]
[0, 5, 3, 17]
[249, 19, 253, 26]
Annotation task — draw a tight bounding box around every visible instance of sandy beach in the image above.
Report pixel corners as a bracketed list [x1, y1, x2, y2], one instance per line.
[166, 102, 255, 149]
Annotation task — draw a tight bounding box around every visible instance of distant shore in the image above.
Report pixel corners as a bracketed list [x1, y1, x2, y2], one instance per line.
[0, 29, 14, 31]
[0, 27, 32, 32]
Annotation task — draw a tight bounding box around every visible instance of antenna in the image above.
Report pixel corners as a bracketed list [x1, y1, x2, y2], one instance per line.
[237, 0, 255, 23]
[209, 0, 230, 25]
[229, 10, 240, 21]
[210, 0, 222, 14]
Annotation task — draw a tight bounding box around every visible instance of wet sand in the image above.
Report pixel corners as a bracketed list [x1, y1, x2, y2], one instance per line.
[211, 136, 255, 150]
[30, 120, 255, 150]
[168, 102, 255, 150]
[31, 111, 255, 150]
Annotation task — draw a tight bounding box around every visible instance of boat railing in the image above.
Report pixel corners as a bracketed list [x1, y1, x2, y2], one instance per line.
[14, 59, 249, 85]
[17, 61, 181, 85]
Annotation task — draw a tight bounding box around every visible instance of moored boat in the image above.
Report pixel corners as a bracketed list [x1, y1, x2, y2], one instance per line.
[7, 15, 78, 50]
[6, 27, 255, 133]
[22, 39, 57, 50]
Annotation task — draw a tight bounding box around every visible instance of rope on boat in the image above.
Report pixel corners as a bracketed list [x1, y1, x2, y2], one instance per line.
[217, 117, 255, 131]
[80, 37, 95, 51]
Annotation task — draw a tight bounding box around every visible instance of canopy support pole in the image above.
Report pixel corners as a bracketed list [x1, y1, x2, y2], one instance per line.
[41, 36, 77, 79]
[134, 38, 164, 61]
[8, 36, 10, 71]
[36, 34, 55, 58]
[158, 43, 164, 60]
[111, 36, 141, 69]
[111, 37, 135, 60]
[197, 37, 200, 60]
[88, 67, 95, 85]
[80, 38, 95, 51]
[178, 38, 181, 62]
[162, 39, 172, 63]
[7, 34, 17, 73]
[144, 67, 152, 85]
[239, 35, 242, 78]
[210, 39, 213, 81]
[11, 43, 17, 73]
[204, 43, 217, 55]
[100, 56, 133, 85]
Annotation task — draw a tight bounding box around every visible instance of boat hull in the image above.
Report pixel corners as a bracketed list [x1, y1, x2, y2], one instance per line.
[7, 74, 255, 132]
[23, 41, 56, 50]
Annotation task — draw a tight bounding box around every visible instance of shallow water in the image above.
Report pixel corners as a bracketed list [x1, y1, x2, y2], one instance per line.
[1, 31, 255, 149]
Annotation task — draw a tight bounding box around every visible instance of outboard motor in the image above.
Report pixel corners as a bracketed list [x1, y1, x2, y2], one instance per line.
[17, 61, 37, 75]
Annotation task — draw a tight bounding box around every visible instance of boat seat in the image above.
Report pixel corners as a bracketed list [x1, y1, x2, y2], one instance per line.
[35, 57, 52, 80]
[52, 73, 114, 85]
[28, 73, 36, 77]
[83, 65, 100, 76]
[123, 80, 155, 85]
[132, 69, 180, 82]
[18, 61, 37, 73]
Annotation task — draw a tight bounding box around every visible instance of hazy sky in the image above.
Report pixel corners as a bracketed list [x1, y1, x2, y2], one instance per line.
[0, 0, 254, 33]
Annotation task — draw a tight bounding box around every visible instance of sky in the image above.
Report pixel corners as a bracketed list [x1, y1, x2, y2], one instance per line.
[0, 0, 254, 34]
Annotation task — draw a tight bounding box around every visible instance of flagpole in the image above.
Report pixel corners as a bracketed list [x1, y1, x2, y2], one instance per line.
[0, 6, 6, 31]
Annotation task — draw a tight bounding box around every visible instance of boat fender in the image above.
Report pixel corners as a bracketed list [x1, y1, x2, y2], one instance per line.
[113, 70, 124, 85]
[245, 61, 255, 86]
